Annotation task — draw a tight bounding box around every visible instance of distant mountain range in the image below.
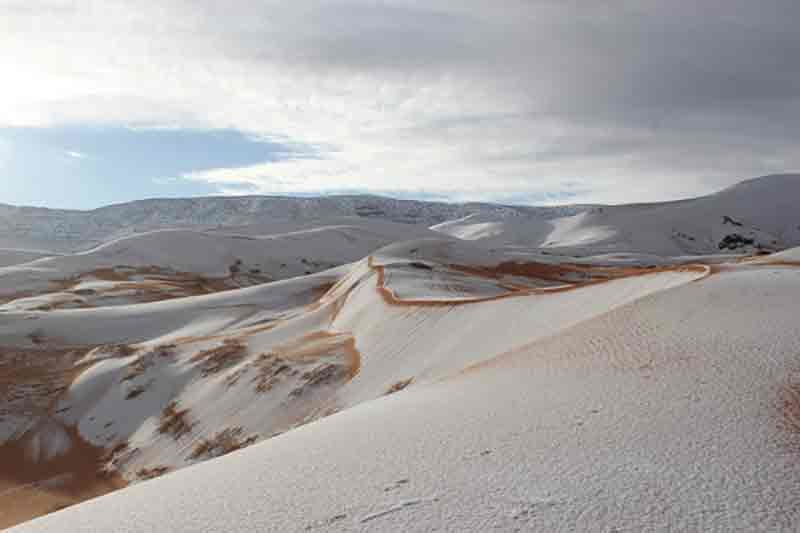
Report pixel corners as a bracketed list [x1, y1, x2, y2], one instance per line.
[0, 195, 586, 252]
[2, 174, 799, 256]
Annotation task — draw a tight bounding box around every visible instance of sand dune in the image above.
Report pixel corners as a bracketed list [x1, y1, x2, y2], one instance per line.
[12, 257, 800, 532]
[3, 175, 800, 530]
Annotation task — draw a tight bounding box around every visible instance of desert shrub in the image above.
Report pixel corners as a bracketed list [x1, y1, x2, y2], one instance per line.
[102, 441, 129, 462]
[385, 378, 414, 395]
[190, 338, 246, 376]
[158, 401, 193, 439]
[125, 385, 147, 399]
[189, 427, 257, 460]
[120, 343, 176, 385]
[155, 344, 177, 357]
[111, 344, 137, 357]
[252, 353, 297, 393]
[28, 329, 47, 345]
[289, 363, 348, 398]
[136, 466, 170, 480]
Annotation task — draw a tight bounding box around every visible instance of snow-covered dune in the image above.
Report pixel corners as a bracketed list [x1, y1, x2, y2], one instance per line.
[432, 174, 800, 256]
[751, 245, 800, 264]
[430, 212, 554, 244]
[4, 174, 800, 530]
[11, 256, 800, 532]
[0, 249, 58, 268]
[0, 237, 708, 522]
[0, 196, 578, 253]
[0, 223, 439, 306]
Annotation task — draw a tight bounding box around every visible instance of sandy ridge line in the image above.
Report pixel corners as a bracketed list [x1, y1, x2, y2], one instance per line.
[285, 330, 363, 423]
[177, 286, 345, 348]
[754, 260, 800, 268]
[436, 268, 716, 379]
[1, 265, 272, 309]
[270, 330, 361, 377]
[368, 256, 711, 307]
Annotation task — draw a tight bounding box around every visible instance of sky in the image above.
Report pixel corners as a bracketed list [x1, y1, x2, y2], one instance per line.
[1, 1, 799, 210]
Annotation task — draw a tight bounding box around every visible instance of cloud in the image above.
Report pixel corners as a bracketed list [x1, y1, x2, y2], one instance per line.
[2, 1, 800, 203]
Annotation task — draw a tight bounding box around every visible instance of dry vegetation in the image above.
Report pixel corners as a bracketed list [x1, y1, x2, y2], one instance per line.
[252, 353, 298, 393]
[0, 346, 90, 425]
[46, 266, 274, 306]
[189, 427, 258, 460]
[124, 385, 147, 400]
[385, 378, 414, 395]
[227, 335, 357, 395]
[191, 338, 247, 376]
[289, 363, 350, 398]
[120, 358, 152, 383]
[27, 329, 47, 345]
[101, 442, 140, 475]
[120, 344, 175, 383]
[154, 344, 177, 357]
[103, 343, 137, 358]
[101, 441, 130, 464]
[107, 441, 129, 458]
[3, 265, 275, 313]
[136, 466, 170, 481]
[157, 401, 193, 440]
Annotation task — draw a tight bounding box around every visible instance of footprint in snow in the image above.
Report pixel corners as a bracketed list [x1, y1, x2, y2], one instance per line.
[509, 498, 560, 520]
[383, 478, 410, 492]
[304, 513, 347, 530]
[359, 496, 439, 524]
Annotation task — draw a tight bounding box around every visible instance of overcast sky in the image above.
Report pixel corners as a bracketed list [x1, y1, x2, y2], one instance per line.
[1, 1, 799, 209]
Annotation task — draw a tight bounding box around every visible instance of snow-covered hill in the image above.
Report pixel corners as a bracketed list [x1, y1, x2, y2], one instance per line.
[3, 174, 797, 258]
[0, 223, 438, 306]
[432, 174, 800, 256]
[0, 195, 585, 253]
[6, 243, 800, 531]
[2, 174, 800, 530]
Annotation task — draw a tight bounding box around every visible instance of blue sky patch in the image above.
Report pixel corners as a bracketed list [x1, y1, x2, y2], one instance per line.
[0, 125, 317, 209]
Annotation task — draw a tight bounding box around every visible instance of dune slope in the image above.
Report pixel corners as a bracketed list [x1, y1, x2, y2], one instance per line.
[4, 175, 800, 531]
[10, 258, 800, 532]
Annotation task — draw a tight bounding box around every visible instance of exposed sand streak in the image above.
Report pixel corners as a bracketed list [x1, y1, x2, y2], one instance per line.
[781, 372, 800, 442]
[759, 260, 800, 268]
[270, 331, 361, 381]
[369, 256, 710, 307]
[0, 424, 126, 529]
[3, 266, 273, 310]
[0, 346, 126, 529]
[274, 331, 362, 425]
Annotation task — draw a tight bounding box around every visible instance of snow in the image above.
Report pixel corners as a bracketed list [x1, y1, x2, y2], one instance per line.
[752, 246, 800, 263]
[431, 174, 800, 257]
[0, 249, 57, 268]
[0, 267, 343, 347]
[0, 224, 437, 300]
[331, 259, 706, 407]
[0, 195, 580, 253]
[13, 261, 800, 532]
[23, 421, 72, 462]
[5, 174, 800, 531]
